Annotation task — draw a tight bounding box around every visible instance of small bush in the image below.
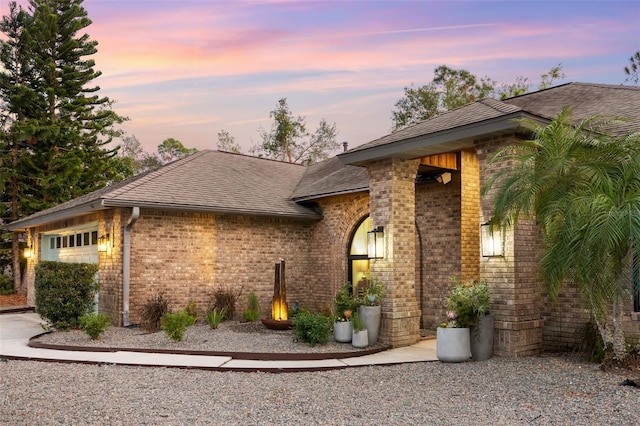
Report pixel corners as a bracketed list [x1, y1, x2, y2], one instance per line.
[161, 310, 196, 342]
[0, 275, 13, 295]
[35, 261, 99, 329]
[210, 287, 242, 321]
[184, 299, 198, 322]
[80, 313, 111, 340]
[141, 293, 170, 332]
[206, 307, 226, 329]
[243, 292, 261, 322]
[292, 310, 332, 347]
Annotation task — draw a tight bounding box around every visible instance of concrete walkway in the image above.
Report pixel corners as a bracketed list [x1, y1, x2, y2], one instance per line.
[0, 312, 438, 372]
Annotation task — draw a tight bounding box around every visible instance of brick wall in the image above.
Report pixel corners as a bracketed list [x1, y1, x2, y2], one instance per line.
[99, 209, 125, 325]
[415, 167, 462, 329]
[311, 193, 371, 309]
[416, 150, 481, 331]
[213, 214, 315, 318]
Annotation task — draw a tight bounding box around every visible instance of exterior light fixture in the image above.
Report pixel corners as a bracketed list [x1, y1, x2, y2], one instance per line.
[367, 226, 385, 259]
[23, 232, 34, 259]
[481, 222, 503, 257]
[436, 172, 452, 185]
[98, 234, 110, 253]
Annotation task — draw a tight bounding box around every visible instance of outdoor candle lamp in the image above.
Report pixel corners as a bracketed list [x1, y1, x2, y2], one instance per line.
[98, 233, 110, 253]
[367, 226, 385, 259]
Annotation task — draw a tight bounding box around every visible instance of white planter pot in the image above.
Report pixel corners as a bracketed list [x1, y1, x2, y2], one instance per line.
[352, 329, 369, 348]
[359, 305, 381, 345]
[436, 327, 471, 363]
[333, 321, 353, 343]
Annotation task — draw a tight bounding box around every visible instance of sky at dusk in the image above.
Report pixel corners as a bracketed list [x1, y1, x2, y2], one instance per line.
[3, 0, 640, 155]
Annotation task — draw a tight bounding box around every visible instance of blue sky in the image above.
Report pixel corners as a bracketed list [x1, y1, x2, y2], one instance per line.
[4, 0, 640, 154]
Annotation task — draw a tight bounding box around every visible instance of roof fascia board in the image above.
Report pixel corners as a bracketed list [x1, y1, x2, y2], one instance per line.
[102, 199, 322, 221]
[6, 200, 108, 231]
[292, 187, 369, 203]
[339, 112, 544, 165]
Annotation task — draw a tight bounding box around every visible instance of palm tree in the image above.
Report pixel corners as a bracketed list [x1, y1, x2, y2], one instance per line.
[483, 107, 640, 360]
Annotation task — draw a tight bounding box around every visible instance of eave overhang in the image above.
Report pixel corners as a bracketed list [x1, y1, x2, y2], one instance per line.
[338, 111, 546, 166]
[6, 199, 322, 231]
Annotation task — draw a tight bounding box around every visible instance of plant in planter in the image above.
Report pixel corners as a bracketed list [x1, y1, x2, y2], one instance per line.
[351, 311, 368, 348]
[333, 282, 356, 343]
[443, 277, 493, 361]
[358, 279, 384, 345]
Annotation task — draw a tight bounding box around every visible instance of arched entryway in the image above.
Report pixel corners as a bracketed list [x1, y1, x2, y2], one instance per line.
[347, 216, 370, 293]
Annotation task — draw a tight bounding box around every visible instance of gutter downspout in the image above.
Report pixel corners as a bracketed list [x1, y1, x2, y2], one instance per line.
[122, 206, 140, 326]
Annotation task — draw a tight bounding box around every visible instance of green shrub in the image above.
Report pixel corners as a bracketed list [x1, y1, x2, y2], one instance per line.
[243, 292, 261, 322]
[184, 299, 198, 322]
[35, 261, 99, 330]
[80, 313, 111, 340]
[210, 287, 242, 321]
[141, 293, 170, 332]
[334, 282, 356, 321]
[291, 310, 332, 347]
[206, 307, 226, 329]
[161, 310, 196, 342]
[445, 277, 491, 328]
[0, 275, 13, 295]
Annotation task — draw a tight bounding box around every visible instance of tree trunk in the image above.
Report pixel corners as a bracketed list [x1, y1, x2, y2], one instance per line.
[611, 296, 626, 360]
[12, 232, 24, 295]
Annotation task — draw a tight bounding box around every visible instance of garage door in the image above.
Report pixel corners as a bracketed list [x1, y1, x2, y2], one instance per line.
[41, 227, 99, 264]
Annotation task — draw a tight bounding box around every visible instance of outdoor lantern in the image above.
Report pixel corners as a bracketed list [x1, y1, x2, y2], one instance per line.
[23, 233, 33, 259]
[481, 223, 503, 257]
[367, 226, 385, 259]
[98, 234, 109, 253]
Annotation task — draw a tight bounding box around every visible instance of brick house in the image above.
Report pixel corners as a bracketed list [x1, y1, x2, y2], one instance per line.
[8, 82, 640, 355]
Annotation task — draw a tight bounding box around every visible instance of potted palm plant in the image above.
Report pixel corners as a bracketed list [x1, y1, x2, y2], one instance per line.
[358, 279, 384, 345]
[333, 282, 356, 343]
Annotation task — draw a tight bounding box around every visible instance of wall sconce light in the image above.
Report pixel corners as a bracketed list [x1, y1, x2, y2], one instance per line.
[98, 233, 110, 253]
[481, 222, 503, 257]
[367, 226, 385, 259]
[23, 232, 33, 259]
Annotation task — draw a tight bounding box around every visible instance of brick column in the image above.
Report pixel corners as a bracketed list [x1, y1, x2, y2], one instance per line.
[367, 158, 421, 347]
[476, 136, 544, 357]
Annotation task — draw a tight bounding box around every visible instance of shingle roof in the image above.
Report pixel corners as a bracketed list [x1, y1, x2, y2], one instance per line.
[344, 98, 524, 155]
[340, 83, 640, 164]
[292, 156, 369, 201]
[8, 150, 321, 229]
[503, 82, 640, 135]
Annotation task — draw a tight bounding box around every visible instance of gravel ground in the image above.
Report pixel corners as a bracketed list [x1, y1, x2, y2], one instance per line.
[1, 354, 639, 425]
[33, 321, 387, 354]
[6, 319, 640, 425]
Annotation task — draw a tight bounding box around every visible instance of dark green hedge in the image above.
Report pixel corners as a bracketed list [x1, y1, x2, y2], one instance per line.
[35, 261, 99, 329]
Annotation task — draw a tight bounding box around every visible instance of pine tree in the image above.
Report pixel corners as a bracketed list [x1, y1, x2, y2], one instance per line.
[0, 0, 128, 291]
